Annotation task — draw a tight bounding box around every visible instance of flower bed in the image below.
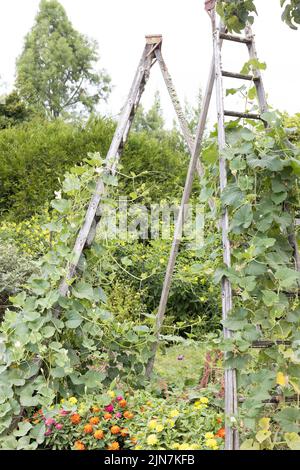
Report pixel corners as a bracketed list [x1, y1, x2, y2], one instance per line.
[25, 390, 225, 450]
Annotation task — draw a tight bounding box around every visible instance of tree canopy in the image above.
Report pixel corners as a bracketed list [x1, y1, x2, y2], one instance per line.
[16, 0, 111, 118]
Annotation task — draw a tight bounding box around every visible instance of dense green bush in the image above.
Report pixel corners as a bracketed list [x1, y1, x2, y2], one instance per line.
[0, 240, 36, 317]
[0, 117, 191, 221]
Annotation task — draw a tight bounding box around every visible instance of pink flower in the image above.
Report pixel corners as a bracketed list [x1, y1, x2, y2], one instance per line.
[44, 429, 52, 436]
[116, 396, 123, 402]
[59, 410, 70, 416]
[45, 418, 56, 427]
[105, 404, 114, 413]
[55, 423, 63, 430]
[115, 412, 122, 418]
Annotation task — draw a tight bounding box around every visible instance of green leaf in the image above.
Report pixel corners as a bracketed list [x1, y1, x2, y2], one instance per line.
[262, 290, 279, 307]
[83, 370, 106, 388]
[284, 432, 300, 450]
[62, 174, 81, 193]
[255, 429, 271, 444]
[274, 407, 300, 432]
[274, 267, 300, 289]
[221, 184, 244, 208]
[13, 421, 32, 437]
[51, 198, 72, 214]
[231, 203, 253, 231]
[66, 311, 83, 329]
[202, 142, 218, 164]
[240, 439, 260, 450]
[72, 281, 94, 301]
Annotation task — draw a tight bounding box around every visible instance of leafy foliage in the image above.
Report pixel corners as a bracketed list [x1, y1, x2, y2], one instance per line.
[16, 0, 111, 117]
[0, 91, 33, 129]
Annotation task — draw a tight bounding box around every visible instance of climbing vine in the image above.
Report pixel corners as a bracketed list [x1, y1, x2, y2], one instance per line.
[0, 153, 154, 449]
[201, 110, 300, 448]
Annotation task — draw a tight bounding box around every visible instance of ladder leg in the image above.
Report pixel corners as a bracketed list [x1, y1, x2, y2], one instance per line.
[212, 16, 239, 450]
[59, 42, 157, 296]
[145, 57, 216, 378]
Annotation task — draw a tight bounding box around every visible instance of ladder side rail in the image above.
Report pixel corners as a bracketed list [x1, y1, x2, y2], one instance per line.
[59, 44, 155, 296]
[145, 57, 216, 378]
[212, 15, 239, 451]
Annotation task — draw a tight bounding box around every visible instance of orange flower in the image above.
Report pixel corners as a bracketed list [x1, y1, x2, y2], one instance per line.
[38, 409, 43, 415]
[89, 416, 100, 425]
[110, 425, 121, 435]
[74, 440, 85, 451]
[121, 428, 129, 437]
[123, 411, 134, 419]
[94, 430, 104, 440]
[130, 437, 137, 445]
[70, 413, 81, 425]
[119, 399, 127, 408]
[216, 427, 226, 439]
[104, 413, 112, 420]
[107, 441, 120, 450]
[216, 417, 223, 424]
[33, 419, 40, 425]
[83, 424, 93, 434]
[92, 406, 100, 413]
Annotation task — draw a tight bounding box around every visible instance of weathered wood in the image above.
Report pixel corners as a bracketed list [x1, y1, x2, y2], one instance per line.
[145, 56, 217, 379]
[224, 110, 261, 120]
[251, 340, 291, 348]
[213, 15, 239, 451]
[155, 47, 215, 211]
[245, 24, 268, 115]
[59, 41, 157, 296]
[219, 32, 252, 44]
[222, 70, 258, 81]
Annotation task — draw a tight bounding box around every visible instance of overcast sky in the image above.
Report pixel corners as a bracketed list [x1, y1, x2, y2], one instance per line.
[0, 0, 299, 126]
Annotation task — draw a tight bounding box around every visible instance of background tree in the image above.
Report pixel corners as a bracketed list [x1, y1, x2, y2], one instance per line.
[16, 0, 111, 118]
[0, 91, 32, 129]
[132, 91, 165, 134]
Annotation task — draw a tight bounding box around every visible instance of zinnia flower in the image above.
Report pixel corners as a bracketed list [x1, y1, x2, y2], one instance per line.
[107, 441, 120, 450]
[155, 424, 164, 433]
[45, 418, 56, 427]
[105, 404, 114, 413]
[94, 430, 104, 440]
[84, 424, 94, 434]
[205, 432, 215, 439]
[108, 391, 115, 398]
[70, 413, 81, 425]
[206, 438, 218, 448]
[110, 425, 121, 435]
[74, 440, 85, 451]
[116, 396, 123, 402]
[115, 412, 122, 419]
[119, 399, 127, 408]
[68, 397, 78, 405]
[89, 416, 100, 425]
[169, 410, 179, 418]
[121, 428, 129, 437]
[92, 406, 100, 413]
[147, 434, 158, 446]
[148, 419, 157, 430]
[200, 397, 209, 404]
[104, 413, 112, 420]
[123, 411, 134, 419]
[55, 424, 63, 430]
[216, 427, 225, 439]
[44, 429, 52, 436]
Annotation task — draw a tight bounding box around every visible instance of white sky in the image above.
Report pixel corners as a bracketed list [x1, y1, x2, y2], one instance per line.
[0, 0, 299, 127]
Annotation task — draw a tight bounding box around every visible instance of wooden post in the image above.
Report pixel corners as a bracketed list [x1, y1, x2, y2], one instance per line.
[212, 12, 239, 450]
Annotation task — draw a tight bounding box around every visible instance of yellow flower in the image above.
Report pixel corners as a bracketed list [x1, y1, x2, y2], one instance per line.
[108, 390, 115, 398]
[205, 432, 215, 439]
[68, 397, 78, 405]
[146, 401, 153, 407]
[166, 419, 175, 427]
[276, 371, 288, 387]
[179, 443, 193, 450]
[155, 424, 164, 433]
[147, 434, 158, 446]
[135, 445, 142, 450]
[148, 419, 157, 430]
[60, 399, 65, 404]
[206, 438, 217, 448]
[200, 397, 209, 404]
[173, 443, 180, 449]
[170, 409, 179, 418]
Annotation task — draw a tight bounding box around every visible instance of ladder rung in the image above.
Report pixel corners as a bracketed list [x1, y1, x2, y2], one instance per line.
[224, 110, 261, 120]
[251, 340, 291, 349]
[239, 396, 297, 404]
[222, 70, 258, 81]
[219, 32, 252, 44]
